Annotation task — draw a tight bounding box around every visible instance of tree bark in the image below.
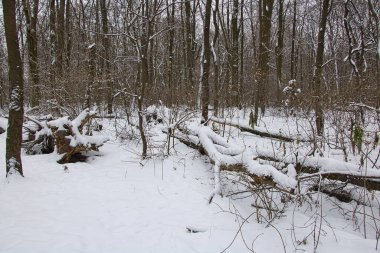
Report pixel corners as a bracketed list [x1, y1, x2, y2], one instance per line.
[290, 0, 297, 80]
[100, 0, 113, 114]
[185, 0, 194, 104]
[22, 0, 40, 107]
[166, 0, 175, 106]
[85, 44, 96, 109]
[201, 0, 212, 121]
[49, 0, 56, 87]
[312, 0, 330, 136]
[65, 0, 72, 70]
[212, 0, 220, 116]
[230, 0, 239, 106]
[275, 0, 285, 102]
[57, 0, 65, 77]
[2, 0, 25, 177]
[254, 0, 274, 124]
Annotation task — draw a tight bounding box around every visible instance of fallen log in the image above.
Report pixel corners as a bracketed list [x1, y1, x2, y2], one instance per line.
[309, 184, 353, 203]
[48, 109, 109, 163]
[167, 124, 297, 201]
[23, 109, 109, 163]
[256, 152, 380, 192]
[210, 116, 310, 142]
[22, 118, 54, 155]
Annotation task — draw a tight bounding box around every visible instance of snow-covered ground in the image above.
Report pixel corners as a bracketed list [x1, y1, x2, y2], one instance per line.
[0, 116, 378, 253]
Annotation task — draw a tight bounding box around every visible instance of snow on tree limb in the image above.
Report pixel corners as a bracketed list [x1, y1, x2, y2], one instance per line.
[23, 109, 109, 163]
[170, 123, 297, 199]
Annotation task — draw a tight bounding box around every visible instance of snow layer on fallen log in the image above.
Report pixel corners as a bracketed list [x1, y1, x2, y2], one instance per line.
[184, 123, 297, 189]
[35, 121, 52, 139]
[69, 109, 109, 147]
[257, 148, 380, 178]
[242, 150, 298, 188]
[48, 116, 71, 130]
[48, 109, 109, 148]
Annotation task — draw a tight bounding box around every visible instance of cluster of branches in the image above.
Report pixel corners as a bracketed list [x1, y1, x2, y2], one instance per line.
[0, 0, 378, 113]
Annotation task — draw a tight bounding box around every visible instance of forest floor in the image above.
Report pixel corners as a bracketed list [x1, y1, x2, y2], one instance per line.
[0, 111, 378, 253]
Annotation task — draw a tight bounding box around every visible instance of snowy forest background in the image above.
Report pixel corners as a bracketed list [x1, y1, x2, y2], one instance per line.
[0, 0, 380, 252]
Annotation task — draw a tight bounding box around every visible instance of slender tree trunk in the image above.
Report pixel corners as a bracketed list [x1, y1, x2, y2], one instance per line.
[230, 0, 239, 106]
[368, 0, 379, 107]
[313, 0, 330, 136]
[2, 0, 25, 177]
[275, 0, 284, 102]
[57, 0, 65, 77]
[290, 0, 297, 80]
[166, 0, 175, 106]
[65, 0, 72, 70]
[185, 0, 194, 106]
[85, 44, 96, 109]
[100, 0, 113, 114]
[254, 0, 274, 124]
[22, 0, 40, 107]
[201, 0, 212, 121]
[212, 0, 220, 116]
[137, 0, 153, 159]
[239, 0, 244, 108]
[49, 0, 56, 86]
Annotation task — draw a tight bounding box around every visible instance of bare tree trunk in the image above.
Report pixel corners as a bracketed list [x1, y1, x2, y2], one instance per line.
[138, 0, 154, 159]
[368, 0, 380, 107]
[290, 0, 297, 80]
[313, 0, 330, 136]
[230, 0, 239, 106]
[22, 0, 40, 107]
[85, 44, 96, 109]
[239, 0, 244, 107]
[100, 0, 113, 114]
[49, 0, 56, 87]
[254, 0, 274, 124]
[212, 0, 220, 116]
[2, 0, 25, 177]
[65, 0, 72, 70]
[166, 0, 175, 106]
[185, 0, 194, 106]
[201, 0, 212, 121]
[57, 0, 65, 77]
[275, 0, 285, 102]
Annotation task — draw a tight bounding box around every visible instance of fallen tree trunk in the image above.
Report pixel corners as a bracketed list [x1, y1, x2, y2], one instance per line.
[256, 153, 380, 192]
[309, 184, 353, 203]
[210, 116, 310, 142]
[167, 124, 297, 202]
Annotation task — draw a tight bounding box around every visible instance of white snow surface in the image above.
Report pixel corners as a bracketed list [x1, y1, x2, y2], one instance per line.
[0, 119, 378, 253]
[0, 117, 7, 130]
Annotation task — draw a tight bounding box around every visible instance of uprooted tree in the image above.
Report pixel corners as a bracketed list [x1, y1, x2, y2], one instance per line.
[23, 108, 109, 163]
